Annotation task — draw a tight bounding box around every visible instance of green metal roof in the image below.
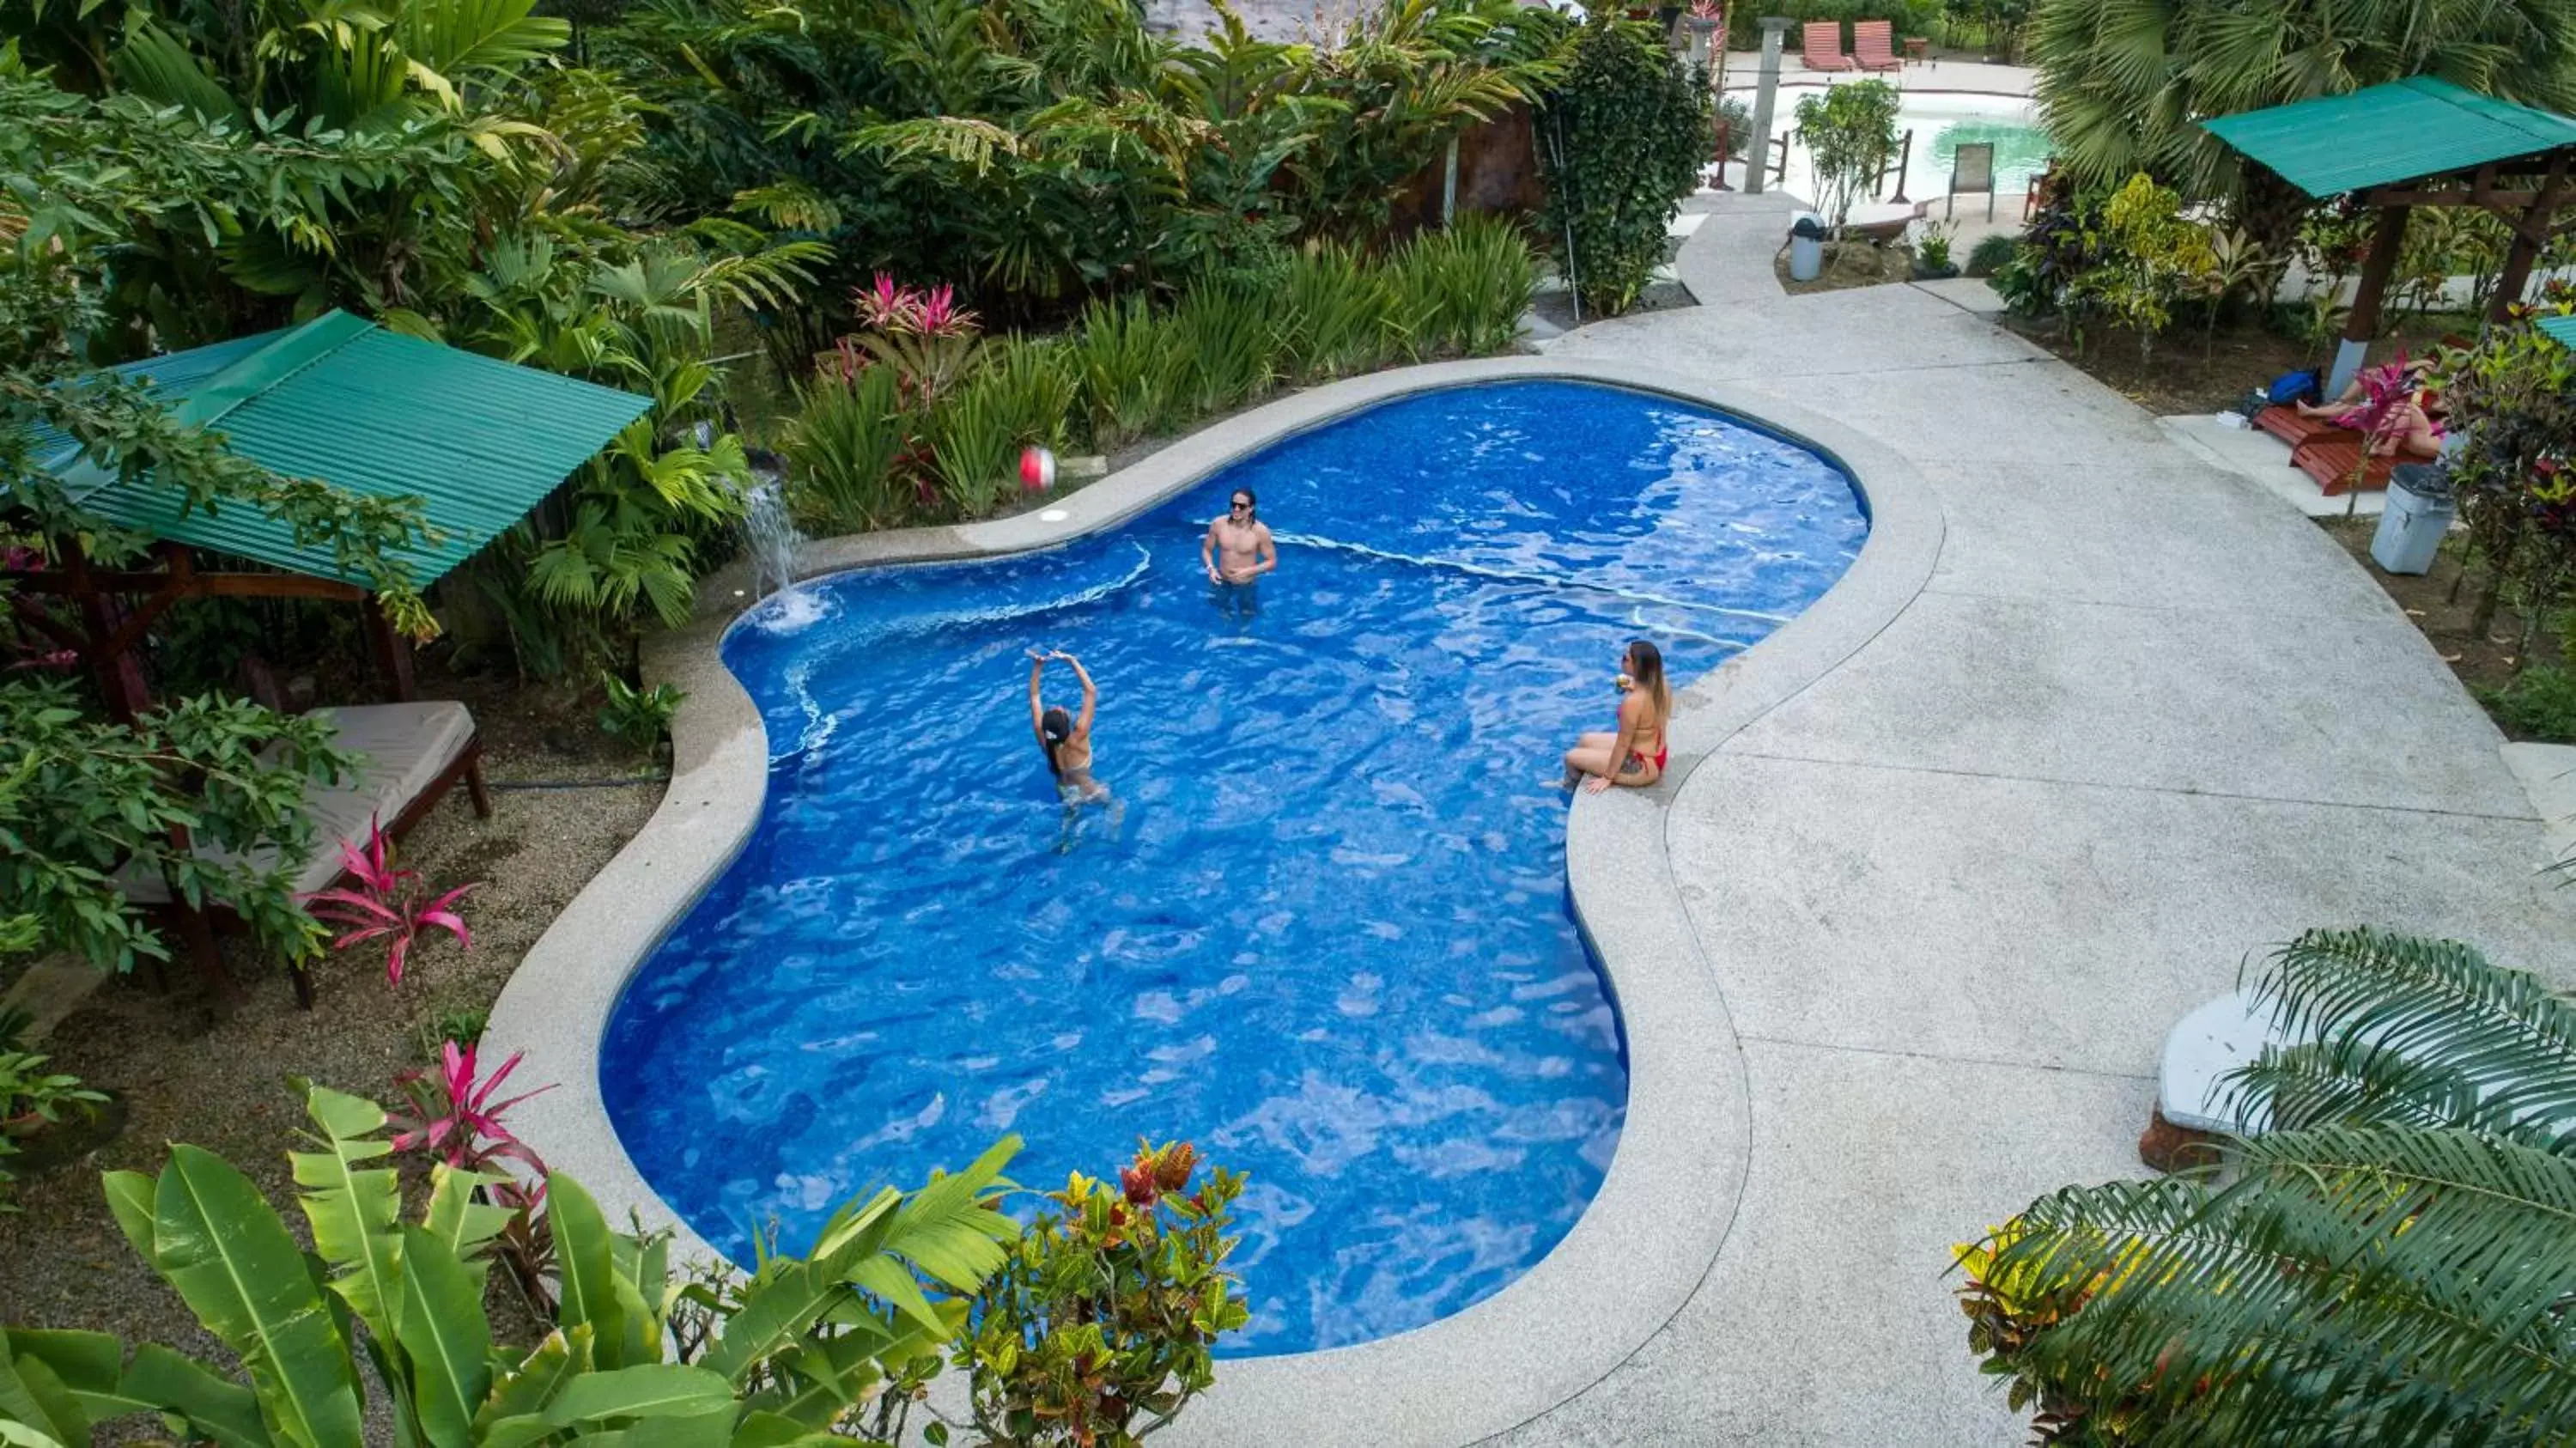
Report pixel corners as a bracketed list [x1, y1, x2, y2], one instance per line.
[2542, 314, 2576, 351]
[27, 311, 653, 589]
[2201, 76, 2576, 198]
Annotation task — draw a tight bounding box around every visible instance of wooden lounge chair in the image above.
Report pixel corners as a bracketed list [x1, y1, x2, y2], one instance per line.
[2292, 435, 2397, 497]
[1852, 20, 1904, 72]
[1803, 21, 1855, 70]
[2255, 405, 2356, 450]
[2022, 159, 2054, 219]
[121, 700, 491, 1006]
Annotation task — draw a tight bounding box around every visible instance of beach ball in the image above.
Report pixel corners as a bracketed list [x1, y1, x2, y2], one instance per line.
[1019, 446, 1057, 492]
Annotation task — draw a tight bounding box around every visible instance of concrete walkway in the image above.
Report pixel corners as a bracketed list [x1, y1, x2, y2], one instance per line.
[1496, 192, 2572, 1445]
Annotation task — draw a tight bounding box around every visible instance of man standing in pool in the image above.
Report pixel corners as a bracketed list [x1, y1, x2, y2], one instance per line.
[1200, 488, 1276, 617]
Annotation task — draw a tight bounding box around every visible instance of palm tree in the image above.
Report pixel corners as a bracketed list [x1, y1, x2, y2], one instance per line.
[2026, 0, 2576, 232]
[1956, 927, 2576, 1445]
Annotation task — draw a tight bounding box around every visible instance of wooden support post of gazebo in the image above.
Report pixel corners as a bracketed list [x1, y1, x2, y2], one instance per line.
[2330, 203, 2410, 399]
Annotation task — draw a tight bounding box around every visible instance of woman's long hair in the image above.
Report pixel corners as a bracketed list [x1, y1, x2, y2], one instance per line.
[1627, 640, 1671, 723]
[1039, 705, 1072, 779]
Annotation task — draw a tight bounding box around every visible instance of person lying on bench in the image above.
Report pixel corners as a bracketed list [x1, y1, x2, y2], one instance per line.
[2295, 356, 2433, 421]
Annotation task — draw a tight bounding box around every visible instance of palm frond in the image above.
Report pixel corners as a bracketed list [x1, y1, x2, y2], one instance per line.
[1987, 1125, 2576, 1445]
[2229, 928, 2576, 1149]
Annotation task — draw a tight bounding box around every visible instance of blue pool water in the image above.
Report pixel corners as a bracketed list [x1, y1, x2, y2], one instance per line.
[601, 380, 1867, 1354]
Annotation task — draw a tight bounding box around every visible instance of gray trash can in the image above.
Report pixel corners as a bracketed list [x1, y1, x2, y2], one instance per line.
[2370, 463, 2454, 575]
[1788, 213, 1827, 282]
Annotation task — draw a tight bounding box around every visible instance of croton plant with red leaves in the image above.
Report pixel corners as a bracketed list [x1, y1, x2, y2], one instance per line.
[958, 1140, 1249, 1447]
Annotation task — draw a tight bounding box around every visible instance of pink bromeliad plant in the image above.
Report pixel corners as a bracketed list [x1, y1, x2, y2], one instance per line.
[390, 1039, 552, 1176]
[828, 273, 984, 407]
[391, 1040, 561, 1312]
[851, 272, 980, 338]
[2329, 352, 2439, 516]
[301, 816, 478, 986]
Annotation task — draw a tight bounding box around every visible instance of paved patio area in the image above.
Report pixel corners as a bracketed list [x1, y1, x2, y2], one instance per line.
[1492, 192, 2573, 1445]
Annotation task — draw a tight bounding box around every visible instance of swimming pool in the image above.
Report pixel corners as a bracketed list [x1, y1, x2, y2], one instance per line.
[1730, 87, 2050, 220]
[599, 380, 1868, 1354]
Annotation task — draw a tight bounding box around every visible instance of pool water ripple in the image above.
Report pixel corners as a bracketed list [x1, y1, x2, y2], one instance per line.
[601, 380, 1867, 1354]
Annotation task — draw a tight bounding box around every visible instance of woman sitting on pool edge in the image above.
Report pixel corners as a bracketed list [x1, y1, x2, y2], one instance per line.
[1028, 648, 1109, 804]
[1564, 640, 1670, 794]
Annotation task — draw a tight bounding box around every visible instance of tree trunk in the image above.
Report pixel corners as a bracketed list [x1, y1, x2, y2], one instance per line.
[2473, 575, 2505, 639]
[2233, 167, 2310, 259]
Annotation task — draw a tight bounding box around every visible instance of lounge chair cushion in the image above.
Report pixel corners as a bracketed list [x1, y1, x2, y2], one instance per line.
[118, 701, 477, 904]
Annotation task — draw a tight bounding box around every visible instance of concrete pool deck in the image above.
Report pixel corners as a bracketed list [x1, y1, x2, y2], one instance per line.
[1484, 192, 2573, 1446]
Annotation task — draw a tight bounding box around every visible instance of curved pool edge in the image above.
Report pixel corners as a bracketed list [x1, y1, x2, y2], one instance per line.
[481, 355, 1944, 1446]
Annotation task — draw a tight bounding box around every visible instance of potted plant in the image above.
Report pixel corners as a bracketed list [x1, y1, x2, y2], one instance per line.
[1911, 221, 1959, 279]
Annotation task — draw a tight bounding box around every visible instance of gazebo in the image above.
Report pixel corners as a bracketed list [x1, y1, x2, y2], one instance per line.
[2202, 76, 2576, 397]
[9, 308, 653, 721]
[5, 309, 653, 1001]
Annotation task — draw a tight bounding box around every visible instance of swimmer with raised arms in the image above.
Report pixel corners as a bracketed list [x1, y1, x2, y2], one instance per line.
[1028, 648, 1109, 805]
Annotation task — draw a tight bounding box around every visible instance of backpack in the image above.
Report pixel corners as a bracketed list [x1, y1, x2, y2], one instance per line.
[2265, 368, 2321, 407]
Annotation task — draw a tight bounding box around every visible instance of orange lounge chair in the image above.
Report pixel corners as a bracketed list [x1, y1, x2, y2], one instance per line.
[2255, 405, 2356, 450]
[2292, 435, 2397, 497]
[1803, 21, 1856, 70]
[1853, 20, 1904, 72]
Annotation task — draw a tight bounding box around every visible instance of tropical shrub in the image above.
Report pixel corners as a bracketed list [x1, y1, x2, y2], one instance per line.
[0, 678, 356, 975]
[1958, 928, 2576, 1444]
[1990, 185, 2101, 321]
[1794, 79, 1902, 239]
[0, 1032, 108, 1212]
[1386, 214, 1537, 358]
[0, 1083, 1023, 1448]
[1071, 295, 1182, 452]
[781, 228, 1538, 529]
[1534, 15, 1710, 318]
[301, 817, 479, 989]
[2477, 663, 2576, 741]
[1965, 232, 2019, 277]
[2063, 173, 2216, 357]
[927, 374, 1025, 519]
[978, 335, 1087, 455]
[960, 1141, 1250, 1447]
[1941, 0, 2031, 58]
[2190, 226, 2281, 354]
[597, 672, 687, 751]
[2027, 0, 2576, 234]
[602, 0, 1565, 325]
[1168, 289, 1282, 419]
[789, 363, 912, 532]
[1275, 242, 1400, 378]
[2434, 288, 2576, 640]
